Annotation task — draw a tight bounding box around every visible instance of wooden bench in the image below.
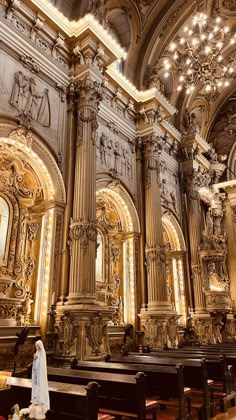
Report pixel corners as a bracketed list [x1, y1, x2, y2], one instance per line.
[47, 368, 158, 420]
[0, 376, 100, 420]
[136, 350, 236, 412]
[72, 358, 210, 420]
[48, 365, 191, 420]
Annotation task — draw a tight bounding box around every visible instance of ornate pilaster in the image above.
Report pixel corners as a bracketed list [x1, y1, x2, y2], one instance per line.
[136, 138, 147, 311]
[181, 138, 211, 315]
[139, 134, 178, 348]
[58, 82, 77, 307]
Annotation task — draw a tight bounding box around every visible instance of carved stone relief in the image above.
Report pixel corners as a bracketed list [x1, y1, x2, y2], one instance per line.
[69, 218, 97, 256]
[86, 313, 107, 356]
[96, 130, 133, 182]
[10, 71, 51, 127]
[160, 178, 177, 212]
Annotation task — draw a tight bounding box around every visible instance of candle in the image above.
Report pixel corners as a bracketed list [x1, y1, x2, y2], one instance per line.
[51, 292, 55, 305]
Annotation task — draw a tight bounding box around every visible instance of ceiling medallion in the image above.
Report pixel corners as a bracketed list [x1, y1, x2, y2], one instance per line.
[163, 12, 236, 94]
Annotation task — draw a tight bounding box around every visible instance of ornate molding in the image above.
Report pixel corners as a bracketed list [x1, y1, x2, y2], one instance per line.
[86, 313, 107, 356]
[69, 218, 97, 255]
[145, 244, 166, 270]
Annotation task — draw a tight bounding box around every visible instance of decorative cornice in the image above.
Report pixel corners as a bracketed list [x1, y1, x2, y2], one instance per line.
[107, 64, 178, 116]
[28, 3, 126, 59]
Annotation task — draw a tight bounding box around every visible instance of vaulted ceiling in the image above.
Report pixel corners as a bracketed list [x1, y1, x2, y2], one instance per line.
[46, 0, 236, 155]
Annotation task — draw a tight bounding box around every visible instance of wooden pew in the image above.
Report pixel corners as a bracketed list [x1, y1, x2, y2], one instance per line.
[71, 358, 210, 420]
[48, 365, 191, 420]
[131, 350, 236, 412]
[47, 368, 158, 420]
[0, 377, 100, 420]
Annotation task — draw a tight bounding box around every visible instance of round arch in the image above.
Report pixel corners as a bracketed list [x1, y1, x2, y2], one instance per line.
[96, 177, 140, 233]
[162, 211, 187, 325]
[96, 177, 140, 326]
[0, 125, 66, 331]
[162, 211, 186, 251]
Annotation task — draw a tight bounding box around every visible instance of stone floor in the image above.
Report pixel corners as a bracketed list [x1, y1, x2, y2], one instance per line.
[157, 406, 236, 419]
[212, 408, 236, 419]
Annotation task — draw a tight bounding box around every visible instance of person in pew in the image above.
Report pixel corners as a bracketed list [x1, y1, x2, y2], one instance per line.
[19, 340, 50, 420]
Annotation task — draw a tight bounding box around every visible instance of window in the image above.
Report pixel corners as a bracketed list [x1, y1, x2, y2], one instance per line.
[96, 232, 103, 282]
[0, 196, 10, 263]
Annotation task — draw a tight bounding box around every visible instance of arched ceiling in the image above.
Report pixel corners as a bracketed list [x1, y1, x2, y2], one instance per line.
[47, 0, 236, 153]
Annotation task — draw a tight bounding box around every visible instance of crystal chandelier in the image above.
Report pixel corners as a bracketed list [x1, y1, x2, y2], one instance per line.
[164, 12, 236, 94]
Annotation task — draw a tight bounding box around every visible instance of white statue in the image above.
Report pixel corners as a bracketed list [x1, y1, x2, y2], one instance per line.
[20, 340, 50, 419]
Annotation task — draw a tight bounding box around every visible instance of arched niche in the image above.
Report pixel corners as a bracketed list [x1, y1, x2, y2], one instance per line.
[0, 124, 65, 330]
[96, 177, 140, 327]
[162, 212, 187, 326]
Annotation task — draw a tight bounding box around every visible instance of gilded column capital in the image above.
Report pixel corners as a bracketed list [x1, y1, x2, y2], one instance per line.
[69, 218, 97, 256]
[145, 244, 166, 271]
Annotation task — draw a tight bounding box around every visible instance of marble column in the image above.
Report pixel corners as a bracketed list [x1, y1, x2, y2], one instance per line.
[54, 73, 113, 361]
[136, 137, 147, 312]
[67, 75, 100, 305]
[186, 186, 206, 313]
[139, 134, 178, 349]
[144, 134, 172, 312]
[58, 82, 76, 306]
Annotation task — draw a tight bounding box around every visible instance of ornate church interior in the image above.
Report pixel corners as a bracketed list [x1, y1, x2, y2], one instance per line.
[3, 1, 236, 412]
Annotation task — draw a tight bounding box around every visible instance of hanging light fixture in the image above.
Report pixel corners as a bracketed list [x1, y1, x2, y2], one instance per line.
[163, 12, 236, 94]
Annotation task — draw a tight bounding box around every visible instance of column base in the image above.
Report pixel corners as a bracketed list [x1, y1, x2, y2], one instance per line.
[139, 307, 180, 349]
[54, 305, 114, 360]
[66, 292, 98, 306]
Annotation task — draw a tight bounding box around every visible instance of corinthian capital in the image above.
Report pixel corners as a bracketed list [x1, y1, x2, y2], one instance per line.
[77, 75, 103, 113]
[143, 134, 164, 160]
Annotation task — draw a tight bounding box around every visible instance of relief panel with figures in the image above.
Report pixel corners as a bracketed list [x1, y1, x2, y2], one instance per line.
[0, 50, 63, 153]
[96, 127, 135, 193]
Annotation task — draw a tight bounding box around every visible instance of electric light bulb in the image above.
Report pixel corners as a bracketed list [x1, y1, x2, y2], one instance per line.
[229, 68, 234, 74]
[164, 72, 169, 78]
[186, 88, 190, 94]
[179, 75, 184, 81]
[177, 85, 182, 91]
[217, 81, 222, 87]
[205, 84, 211, 91]
[170, 42, 176, 51]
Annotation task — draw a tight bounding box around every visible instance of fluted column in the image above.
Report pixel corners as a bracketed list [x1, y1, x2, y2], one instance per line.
[143, 135, 172, 312]
[58, 83, 76, 305]
[67, 76, 101, 305]
[186, 188, 206, 313]
[136, 138, 147, 311]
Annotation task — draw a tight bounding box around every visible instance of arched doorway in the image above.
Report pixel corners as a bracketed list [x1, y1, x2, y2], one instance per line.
[96, 179, 140, 327]
[162, 212, 187, 326]
[0, 125, 65, 332]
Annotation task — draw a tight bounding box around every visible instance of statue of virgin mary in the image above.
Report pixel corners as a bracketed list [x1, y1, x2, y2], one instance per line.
[29, 340, 50, 419]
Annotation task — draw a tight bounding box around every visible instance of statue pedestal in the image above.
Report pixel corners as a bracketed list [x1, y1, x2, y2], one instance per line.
[54, 304, 114, 360]
[139, 311, 180, 349]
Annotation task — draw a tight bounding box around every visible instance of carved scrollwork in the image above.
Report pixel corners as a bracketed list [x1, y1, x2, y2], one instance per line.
[0, 280, 13, 296]
[27, 223, 39, 241]
[69, 219, 97, 255]
[143, 317, 167, 349]
[86, 313, 107, 356]
[55, 315, 78, 356]
[24, 256, 35, 282]
[145, 244, 166, 271]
